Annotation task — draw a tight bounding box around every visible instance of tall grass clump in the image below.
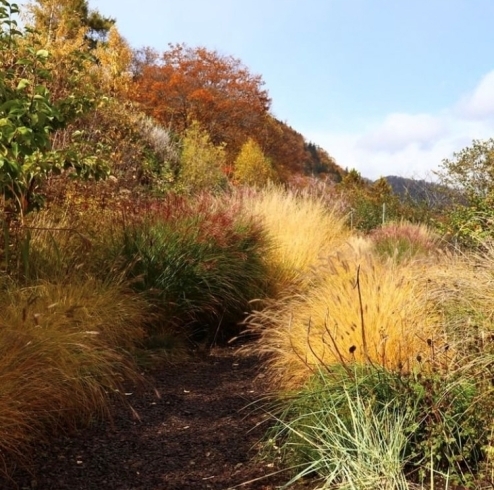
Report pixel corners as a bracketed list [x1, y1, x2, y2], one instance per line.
[134, 113, 180, 191]
[239, 185, 350, 295]
[135, 114, 179, 165]
[11, 210, 99, 282]
[99, 193, 271, 343]
[265, 367, 416, 490]
[370, 221, 440, 263]
[0, 277, 147, 476]
[248, 248, 444, 389]
[257, 244, 494, 487]
[425, 241, 494, 344]
[0, 204, 127, 285]
[12, 192, 272, 346]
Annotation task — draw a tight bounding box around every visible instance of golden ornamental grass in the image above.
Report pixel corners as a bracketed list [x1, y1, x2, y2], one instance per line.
[423, 242, 494, 342]
[369, 220, 440, 262]
[0, 277, 148, 476]
[239, 184, 350, 295]
[247, 246, 448, 390]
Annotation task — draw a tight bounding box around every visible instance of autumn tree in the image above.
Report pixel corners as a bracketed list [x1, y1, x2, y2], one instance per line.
[27, 0, 114, 47]
[24, 0, 133, 102]
[177, 121, 227, 194]
[340, 168, 366, 189]
[437, 139, 494, 201]
[256, 116, 345, 183]
[338, 171, 403, 231]
[130, 43, 271, 159]
[92, 26, 133, 95]
[130, 43, 348, 186]
[305, 142, 343, 181]
[257, 116, 307, 178]
[370, 177, 400, 217]
[233, 138, 276, 187]
[130, 46, 159, 78]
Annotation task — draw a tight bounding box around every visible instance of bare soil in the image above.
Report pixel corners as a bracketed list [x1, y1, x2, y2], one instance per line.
[0, 347, 311, 490]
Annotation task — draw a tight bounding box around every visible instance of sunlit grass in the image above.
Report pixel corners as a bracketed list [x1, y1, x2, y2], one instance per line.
[424, 242, 494, 340]
[369, 221, 440, 263]
[252, 235, 494, 487]
[238, 184, 350, 295]
[20, 206, 121, 282]
[247, 246, 447, 390]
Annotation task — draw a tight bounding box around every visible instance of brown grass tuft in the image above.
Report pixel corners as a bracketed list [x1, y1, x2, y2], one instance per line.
[0, 278, 148, 475]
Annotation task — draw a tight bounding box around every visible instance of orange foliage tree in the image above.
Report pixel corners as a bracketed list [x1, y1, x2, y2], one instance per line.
[130, 43, 271, 159]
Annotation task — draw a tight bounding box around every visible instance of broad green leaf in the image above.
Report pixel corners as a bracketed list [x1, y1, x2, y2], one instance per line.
[35, 49, 49, 59]
[10, 140, 18, 158]
[16, 78, 30, 90]
[16, 126, 32, 136]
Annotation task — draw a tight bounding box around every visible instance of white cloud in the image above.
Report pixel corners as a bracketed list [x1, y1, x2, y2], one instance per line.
[308, 131, 450, 181]
[456, 70, 494, 120]
[305, 71, 494, 181]
[357, 113, 448, 152]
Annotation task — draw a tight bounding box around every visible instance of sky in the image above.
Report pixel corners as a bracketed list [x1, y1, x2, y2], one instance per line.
[89, 1, 494, 180]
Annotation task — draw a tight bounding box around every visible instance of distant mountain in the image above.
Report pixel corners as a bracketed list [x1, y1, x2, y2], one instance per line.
[382, 175, 450, 206]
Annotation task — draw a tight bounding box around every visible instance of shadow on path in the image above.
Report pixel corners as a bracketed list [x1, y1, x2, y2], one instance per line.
[1, 347, 311, 490]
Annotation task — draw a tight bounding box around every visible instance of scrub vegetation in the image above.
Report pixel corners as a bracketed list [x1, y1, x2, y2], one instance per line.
[2, 1, 494, 488]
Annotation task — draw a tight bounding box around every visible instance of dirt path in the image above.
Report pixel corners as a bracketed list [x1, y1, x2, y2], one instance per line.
[2, 347, 308, 490]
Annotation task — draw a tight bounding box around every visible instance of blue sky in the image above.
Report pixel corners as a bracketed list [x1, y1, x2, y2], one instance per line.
[88, 1, 494, 179]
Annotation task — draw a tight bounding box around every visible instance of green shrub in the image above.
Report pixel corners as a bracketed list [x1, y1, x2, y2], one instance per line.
[436, 138, 494, 248]
[265, 366, 414, 490]
[0, 0, 109, 216]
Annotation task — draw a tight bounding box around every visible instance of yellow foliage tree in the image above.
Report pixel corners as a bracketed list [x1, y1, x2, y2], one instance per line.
[178, 121, 227, 193]
[23, 1, 93, 104]
[233, 138, 276, 187]
[26, 0, 114, 45]
[25, 0, 130, 101]
[92, 26, 133, 96]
